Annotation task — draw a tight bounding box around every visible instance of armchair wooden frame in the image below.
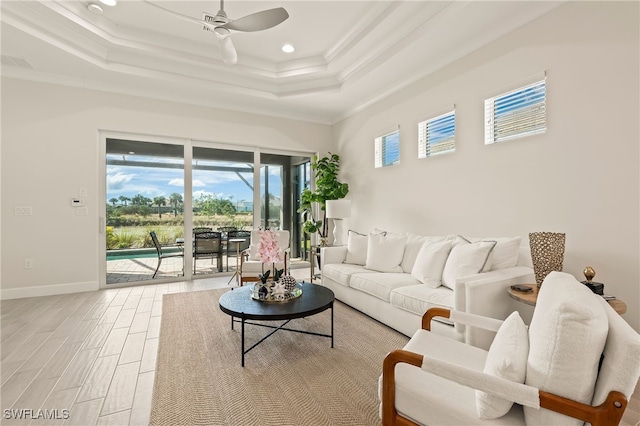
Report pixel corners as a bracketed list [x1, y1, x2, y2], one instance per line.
[381, 307, 629, 426]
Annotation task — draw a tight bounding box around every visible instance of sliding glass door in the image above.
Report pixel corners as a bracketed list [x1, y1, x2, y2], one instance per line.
[102, 135, 312, 286]
[191, 146, 255, 276]
[105, 138, 185, 284]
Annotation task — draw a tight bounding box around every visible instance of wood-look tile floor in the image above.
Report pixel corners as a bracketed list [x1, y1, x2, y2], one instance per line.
[1, 269, 639, 426]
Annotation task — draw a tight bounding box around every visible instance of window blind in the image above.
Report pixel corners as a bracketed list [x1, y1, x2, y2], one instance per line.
[418, 110, 455, 158]
[485, 78, 546, 144]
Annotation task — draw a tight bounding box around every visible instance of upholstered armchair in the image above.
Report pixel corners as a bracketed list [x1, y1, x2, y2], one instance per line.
[381, 271, 640, 426]
[239, 230, 290, 286]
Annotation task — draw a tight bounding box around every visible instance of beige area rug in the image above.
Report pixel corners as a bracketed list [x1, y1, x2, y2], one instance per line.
[150, 289, 410, 426]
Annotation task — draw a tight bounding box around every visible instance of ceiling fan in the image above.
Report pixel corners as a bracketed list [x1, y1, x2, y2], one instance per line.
[146, 0, 289, 65]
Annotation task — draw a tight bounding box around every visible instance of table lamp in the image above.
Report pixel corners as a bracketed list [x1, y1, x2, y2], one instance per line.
[326, 199, 351, 246]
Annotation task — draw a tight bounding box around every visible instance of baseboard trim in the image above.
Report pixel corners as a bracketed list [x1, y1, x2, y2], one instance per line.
[0, 281, 99, 300]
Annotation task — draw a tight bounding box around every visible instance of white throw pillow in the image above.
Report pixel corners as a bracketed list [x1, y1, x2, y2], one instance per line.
[344, 230, 368, 265]
[474, 237, 521, 271]
[410, 239, 453, 288]
[476, 311, 529, 419]
[364, 233, 406, 273]
[401, 234, 451, 273]
[524, 272, 608, 426]
[441, 240, 496, 289]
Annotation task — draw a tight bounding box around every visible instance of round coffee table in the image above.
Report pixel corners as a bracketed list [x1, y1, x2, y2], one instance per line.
[219, 282, 335, 366]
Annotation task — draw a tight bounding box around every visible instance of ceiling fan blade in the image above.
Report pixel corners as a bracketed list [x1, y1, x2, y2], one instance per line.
[220, 7, 289, 32]
[145, 1, 217, 31]
[220, 36, 238, 65]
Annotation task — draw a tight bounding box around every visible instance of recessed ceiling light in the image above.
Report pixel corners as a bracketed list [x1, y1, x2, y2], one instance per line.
[282, 44, 295, 53]
[99, 0, 117, 6]
[87, 3, 103, 14]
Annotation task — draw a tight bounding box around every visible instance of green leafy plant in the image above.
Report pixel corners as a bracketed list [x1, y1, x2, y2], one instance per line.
[297, 153, 349, 240]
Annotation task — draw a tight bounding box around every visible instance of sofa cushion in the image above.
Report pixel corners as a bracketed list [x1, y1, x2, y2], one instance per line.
[365, 233, 407, 273]
[322, 263, 373, 286]
[524, 272, 608, 426]
[410, 239, 453, 288]
[389, 285, 454, 322]
[442, 240, 496, 290]
[350, 273, 419, 302]
[476, 311, 529, 419]
[401, 234, 451, 273]
[344, 230, 368, 265]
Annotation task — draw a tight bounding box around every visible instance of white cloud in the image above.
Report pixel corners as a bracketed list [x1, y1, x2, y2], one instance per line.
[107, 172, 134, 190]
[169, 178, 205, 187]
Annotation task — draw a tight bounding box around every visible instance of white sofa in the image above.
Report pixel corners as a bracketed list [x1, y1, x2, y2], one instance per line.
[321, 232, 535, 350]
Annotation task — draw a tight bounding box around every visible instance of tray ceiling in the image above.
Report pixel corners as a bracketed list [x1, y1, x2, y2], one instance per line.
[1, 1, 564, 124]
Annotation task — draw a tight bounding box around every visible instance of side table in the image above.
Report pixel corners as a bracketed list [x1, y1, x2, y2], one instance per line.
[309, 245, 322, 282]
[507, 284, 627, 315]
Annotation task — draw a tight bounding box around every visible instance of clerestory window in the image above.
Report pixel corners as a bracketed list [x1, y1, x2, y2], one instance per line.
[485, 78, 546, 144]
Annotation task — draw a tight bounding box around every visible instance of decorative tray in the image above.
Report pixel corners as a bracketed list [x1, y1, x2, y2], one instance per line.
[250, 283, 302, 302]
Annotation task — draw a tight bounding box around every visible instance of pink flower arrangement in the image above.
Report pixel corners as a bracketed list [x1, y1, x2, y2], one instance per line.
[258, 229, 282, 264]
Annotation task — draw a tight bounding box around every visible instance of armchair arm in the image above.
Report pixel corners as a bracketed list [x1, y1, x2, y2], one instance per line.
[382, 349, 628, 426]
[422, 308, 504, 333]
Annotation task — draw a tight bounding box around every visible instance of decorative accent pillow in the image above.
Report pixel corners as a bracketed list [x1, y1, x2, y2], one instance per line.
[344, 230, 368, 265]
[364, 233, 407, 273]
[410, 239, 453, 288]
[441, 239, 496, 289]
[475, 237, 521, 271]
[401, 234, 451, 273]
[524, 271, 608, 426]
[476, 311, 529, 419]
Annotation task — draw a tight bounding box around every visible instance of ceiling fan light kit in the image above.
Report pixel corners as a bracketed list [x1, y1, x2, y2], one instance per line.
[147, 0, 288, 65]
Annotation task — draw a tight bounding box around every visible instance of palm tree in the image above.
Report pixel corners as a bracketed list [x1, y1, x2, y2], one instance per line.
[153, 196, 167, 218]
[109, 197, 118, 206]
[118, 195, 130, 206]
[169, 193, 183, 217]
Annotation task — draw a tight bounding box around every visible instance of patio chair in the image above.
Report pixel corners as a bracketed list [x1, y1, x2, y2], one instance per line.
[193, 227, 212, 234]
[226, 229, 251, 272]
[150, 231, 184, 279]
[240, 230, 290, 286]
[193, 231, 224, 274]
[217, 226, 237, 239]
[380, 271, 640, 426]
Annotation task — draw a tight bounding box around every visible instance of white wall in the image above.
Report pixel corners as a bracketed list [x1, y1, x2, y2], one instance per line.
[333, 2, 640, 331]
[1, 80, 332, 298]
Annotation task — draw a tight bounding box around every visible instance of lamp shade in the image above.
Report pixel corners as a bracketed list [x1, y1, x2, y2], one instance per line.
[326, 199, 351, 219]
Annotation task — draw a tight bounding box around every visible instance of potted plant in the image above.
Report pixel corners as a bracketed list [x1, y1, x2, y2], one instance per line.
[298, 153, 349, 247]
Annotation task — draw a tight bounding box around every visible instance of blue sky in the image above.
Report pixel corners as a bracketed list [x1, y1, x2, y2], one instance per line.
[106, 161, 282, 204]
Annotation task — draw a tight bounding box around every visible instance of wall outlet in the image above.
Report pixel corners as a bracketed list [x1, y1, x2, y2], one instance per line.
[24, 259, 33, 269]
[15, 206, 32, 216]
[76, 207, 89, 216]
